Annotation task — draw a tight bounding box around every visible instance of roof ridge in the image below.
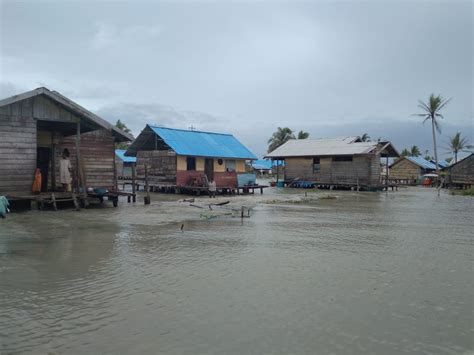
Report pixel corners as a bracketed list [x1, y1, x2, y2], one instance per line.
[148, 124, 234, 136]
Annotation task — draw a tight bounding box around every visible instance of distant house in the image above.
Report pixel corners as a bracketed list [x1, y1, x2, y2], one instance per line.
[251, 159, 284, 175]
[0, 87, 132, 195]
[265, 137, 399, 188]
[115, 149, 136, 179]
[444, 153, 473, 188]
[389, 156, 437, 184]
[125, 125, 257, 189]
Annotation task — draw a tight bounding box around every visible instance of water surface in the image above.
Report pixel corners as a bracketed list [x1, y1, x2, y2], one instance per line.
[0, 187, 472, 354]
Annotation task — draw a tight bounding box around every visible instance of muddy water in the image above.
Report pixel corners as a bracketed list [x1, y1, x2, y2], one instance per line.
[0, 187, 472, 354]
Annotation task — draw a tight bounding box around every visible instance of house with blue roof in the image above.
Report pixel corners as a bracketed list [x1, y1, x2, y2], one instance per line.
[115, 149, 136, 179]
[389, 156, 438, 184]
[251, 159, 284, 174]
[125, 125, 257, 189]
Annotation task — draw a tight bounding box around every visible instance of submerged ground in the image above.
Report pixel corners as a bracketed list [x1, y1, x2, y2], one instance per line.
[0, 186, 473, 354]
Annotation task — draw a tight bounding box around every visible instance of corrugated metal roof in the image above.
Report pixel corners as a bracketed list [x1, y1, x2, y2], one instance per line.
[406, 156, 437, 169]
[265, 138, 379, 158]
[431, 159, 449, 168]
[115, 149, 136, 163]
[149, 126, 257, 159]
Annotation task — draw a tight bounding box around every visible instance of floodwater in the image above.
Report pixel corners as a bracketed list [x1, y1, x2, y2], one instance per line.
[0, 186, 472, 354]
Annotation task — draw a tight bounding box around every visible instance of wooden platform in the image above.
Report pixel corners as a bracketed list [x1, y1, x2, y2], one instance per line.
[5, 190, 137, 211]
[128, 181, 268, 196]
[283, 180, 400, 191]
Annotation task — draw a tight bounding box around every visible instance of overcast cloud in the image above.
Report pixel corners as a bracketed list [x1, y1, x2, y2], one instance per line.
[0, 0, 472, 158]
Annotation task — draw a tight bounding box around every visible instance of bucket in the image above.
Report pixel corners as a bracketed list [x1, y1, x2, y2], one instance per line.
[276, 181, 285, 188]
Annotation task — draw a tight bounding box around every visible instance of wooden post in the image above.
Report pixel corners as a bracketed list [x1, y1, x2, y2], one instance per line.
[131, 163, 136, 202]
[385, 155, 389, 190]
[144, 164, 150, 205]
[76, 122, 88, 206]
[113, 147, 118, 192]
[51, 132, 56, 191]
[276, 161, 280, 183]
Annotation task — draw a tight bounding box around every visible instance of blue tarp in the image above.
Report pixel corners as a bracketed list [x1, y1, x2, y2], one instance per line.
[115, 149, 136, 163]
[149, 126, 257, 160]
[237, 173, 257, 187]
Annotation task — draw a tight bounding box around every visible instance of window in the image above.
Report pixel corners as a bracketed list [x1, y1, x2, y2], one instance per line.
[217, 159, 224, 165]
[225, 160, 236, 172]
[333, 156, 353, 162]
[186, 157, 196, 171]
[313, 157, 320, 173]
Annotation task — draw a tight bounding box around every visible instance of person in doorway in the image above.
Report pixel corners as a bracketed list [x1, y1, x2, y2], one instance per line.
[59, 148, 72, 192]
[208, 179, 217, 198]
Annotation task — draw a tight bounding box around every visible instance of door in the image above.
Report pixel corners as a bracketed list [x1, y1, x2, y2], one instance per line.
[37, 147, 50, 192]
[205, 158, 214, 181]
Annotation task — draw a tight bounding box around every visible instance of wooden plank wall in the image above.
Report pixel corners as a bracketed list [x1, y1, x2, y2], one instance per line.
[0, 114, 37, 193]
[60, 130, 115, 189]
[136, 150, 177, 184]
[284, 155, 380, 185]
[389, 158, 421, 181]
[449, 155, 474, 185]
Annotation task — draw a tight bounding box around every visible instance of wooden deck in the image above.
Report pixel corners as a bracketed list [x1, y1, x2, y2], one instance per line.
[120, 180, 269, 196]
[283, 180, 400, 191]
[5, 190, 137, 211]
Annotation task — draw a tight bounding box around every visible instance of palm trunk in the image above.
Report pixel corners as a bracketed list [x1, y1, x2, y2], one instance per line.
[454, 151, 458, 163]
[431, 118, 440, 193]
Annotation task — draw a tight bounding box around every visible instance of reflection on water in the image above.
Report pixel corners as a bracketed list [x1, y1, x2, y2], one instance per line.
[0, 187, 473, 354]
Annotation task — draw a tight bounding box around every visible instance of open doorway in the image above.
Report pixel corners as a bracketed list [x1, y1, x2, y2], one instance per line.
[37, 147, 50, 192]
[205, 158, 214, 181]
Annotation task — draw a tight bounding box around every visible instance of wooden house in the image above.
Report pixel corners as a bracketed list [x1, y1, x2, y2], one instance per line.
[444, 153, 473, 188]
[125, 125, 257, 190]
[389, 156, 437, 184]
[265, 137, 399, 189]
[115, 149, 136, 179]
[0, 87, 133, 196]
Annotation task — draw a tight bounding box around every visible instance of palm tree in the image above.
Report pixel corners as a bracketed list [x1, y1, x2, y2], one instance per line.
[410, 145, 421, 157]
[297, 130, 309, 139]
[448, 132, 471, 163]
[115, 119, 131, 133]
[267, 127, 295, 153]
[415, 94, 451, 186]
[400, 148, 410, 157]
[360, 133, 370, 142]
[115, 119, 133, 149]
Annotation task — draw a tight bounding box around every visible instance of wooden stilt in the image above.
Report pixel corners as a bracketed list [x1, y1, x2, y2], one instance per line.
[131, 164, 136, 203]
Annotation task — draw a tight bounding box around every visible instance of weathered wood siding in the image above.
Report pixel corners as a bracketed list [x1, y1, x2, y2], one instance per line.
[136, 150, 177, 184]
[0, 114, 37, 193]
[0, 96, 80, 123]
[389, 158, 421, 181]
[284, 155, 381, 186]
[60, 130, 116, 189]
[285, 158, 315, 181]
[448, 154, 474, 185]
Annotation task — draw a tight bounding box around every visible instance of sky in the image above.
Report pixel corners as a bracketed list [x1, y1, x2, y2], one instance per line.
[0, 0, 472, 159]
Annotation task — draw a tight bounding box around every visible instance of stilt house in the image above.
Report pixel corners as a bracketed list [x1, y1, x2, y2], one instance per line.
[444, 153, 473, 188]
[265, 137, 399, 188]
[125, 125, 257, 188]
[389, 156, 437, 184]
[0, 87, 133, 195]
[115, 149, 136, 179]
